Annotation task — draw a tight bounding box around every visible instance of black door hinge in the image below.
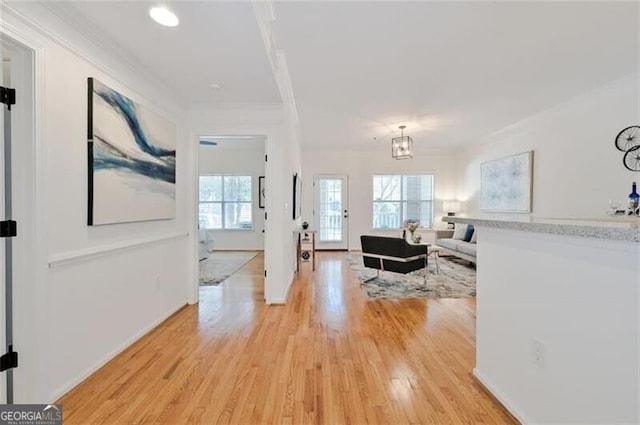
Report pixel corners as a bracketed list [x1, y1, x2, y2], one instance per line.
[264, 212, 267, 220]
[0, 220, 17, 238]
[264, 270, 267, 277]
[265, 154, 267, 162]
[0, 86, 16, 110]
[0, 345, 18, 372]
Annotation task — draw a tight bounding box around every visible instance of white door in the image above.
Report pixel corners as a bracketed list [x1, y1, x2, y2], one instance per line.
[314, 175, 348, 250]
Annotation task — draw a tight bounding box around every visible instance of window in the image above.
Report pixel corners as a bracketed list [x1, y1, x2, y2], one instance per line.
[373, 174, 434, 229]
[199, 175, 253, 230]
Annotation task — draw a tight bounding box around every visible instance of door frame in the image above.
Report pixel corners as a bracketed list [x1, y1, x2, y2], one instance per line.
[313, 174, 349, 250]
[189, 131, 272, 304]
[0, 25, 46, 404]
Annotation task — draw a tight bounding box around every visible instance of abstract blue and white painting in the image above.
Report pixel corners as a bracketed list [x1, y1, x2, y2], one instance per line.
[88, 78, 176, 225]
[480, 151, 533, 213]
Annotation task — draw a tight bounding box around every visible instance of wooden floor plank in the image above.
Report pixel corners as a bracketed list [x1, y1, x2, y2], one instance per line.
[58, 252, 516, 424]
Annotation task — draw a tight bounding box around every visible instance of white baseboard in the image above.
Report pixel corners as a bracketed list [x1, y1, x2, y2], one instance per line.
[266, 270, 295, 305]
[473, 368, 529, 424]
[50, 301, 187, 403]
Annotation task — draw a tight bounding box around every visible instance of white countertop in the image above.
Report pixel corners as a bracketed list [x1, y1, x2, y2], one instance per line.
[445, 215, 640, 242]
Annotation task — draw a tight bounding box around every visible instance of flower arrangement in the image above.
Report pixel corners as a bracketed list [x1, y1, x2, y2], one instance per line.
[404, 219, 421, 243]
[404, 219, 420, 234]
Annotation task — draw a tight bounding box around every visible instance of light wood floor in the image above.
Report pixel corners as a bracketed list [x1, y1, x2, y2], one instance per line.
[58, 252, 516, 424]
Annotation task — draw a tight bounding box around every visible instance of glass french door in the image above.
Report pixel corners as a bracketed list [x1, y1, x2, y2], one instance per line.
[314, 175, 348, 250]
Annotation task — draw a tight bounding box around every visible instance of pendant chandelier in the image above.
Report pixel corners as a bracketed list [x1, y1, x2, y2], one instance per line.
[391, 125, 413, 160]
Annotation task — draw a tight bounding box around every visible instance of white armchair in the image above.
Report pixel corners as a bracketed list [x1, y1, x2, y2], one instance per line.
[198, 229, 214, 260]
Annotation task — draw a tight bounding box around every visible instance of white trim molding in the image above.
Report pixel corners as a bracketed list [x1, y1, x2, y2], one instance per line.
[48, 232, 188, 268]
[473, 368, 529, 425]
[267, 270, 295, 305]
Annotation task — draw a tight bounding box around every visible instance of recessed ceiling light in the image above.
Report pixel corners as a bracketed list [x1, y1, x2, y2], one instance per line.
[149, 6, 179, 27]
[209, 82, 222, 90]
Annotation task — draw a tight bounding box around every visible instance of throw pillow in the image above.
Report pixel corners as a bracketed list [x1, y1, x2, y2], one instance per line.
[470, 229, 477, 244]
[452, 224, 467, 240]
[463, 224, 475, 242]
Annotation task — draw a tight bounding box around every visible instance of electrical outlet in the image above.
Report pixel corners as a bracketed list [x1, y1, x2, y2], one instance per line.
[531, 339, 545, 367]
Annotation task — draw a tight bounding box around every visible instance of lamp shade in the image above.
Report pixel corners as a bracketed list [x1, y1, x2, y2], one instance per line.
[443, 201, 461, 212]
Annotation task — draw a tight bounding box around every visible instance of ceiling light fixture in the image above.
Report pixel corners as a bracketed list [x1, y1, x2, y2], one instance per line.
[200, 135, 255, 139]
[149, 6, 179, 27]
[199, 140, 218, 147]
[391, 125, 413, 160]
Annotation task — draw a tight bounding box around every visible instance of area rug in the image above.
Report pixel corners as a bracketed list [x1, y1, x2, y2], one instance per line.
[199, 251, 260, 286]
[345, 253, 476, 299]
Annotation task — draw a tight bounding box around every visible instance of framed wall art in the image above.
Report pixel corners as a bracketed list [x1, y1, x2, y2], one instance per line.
[480, 151, 534, 213]
[88, 78, 176, 225]
[258, 176, 265, 209]
[293, 173, 302, 220]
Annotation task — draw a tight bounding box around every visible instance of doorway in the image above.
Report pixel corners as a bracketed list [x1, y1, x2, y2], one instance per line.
[196, 136, 266, 296]
[313, 174, 349, 250]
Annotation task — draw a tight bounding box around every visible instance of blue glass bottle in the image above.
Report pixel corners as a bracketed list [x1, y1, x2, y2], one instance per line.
[629, 182, 639, 215]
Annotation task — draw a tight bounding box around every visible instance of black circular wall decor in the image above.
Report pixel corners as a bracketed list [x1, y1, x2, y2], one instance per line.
[623, 146, 640, 172]
[615, 126, 640, 152]
[614, 125, 640, 171]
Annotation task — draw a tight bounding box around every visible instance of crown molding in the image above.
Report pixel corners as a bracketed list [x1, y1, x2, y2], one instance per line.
[253, 0, 300, 126]
[11, 1, 189, 108]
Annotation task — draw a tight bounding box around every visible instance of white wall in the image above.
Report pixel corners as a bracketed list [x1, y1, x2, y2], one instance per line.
[459, 74, 640, 423]
[282, 100, 303, 286]
[198, 140, 265, 250]
[475, 227, 639, 424]
[252, 4, 303, 300]
[458, 74, 640, 217]
[2, 3, 190, 402]
[301, 149, 459, 249]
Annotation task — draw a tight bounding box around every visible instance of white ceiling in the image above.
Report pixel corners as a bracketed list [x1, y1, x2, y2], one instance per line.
[49, 1, 281, 106]
[45, 1, 639, 151]
[274, 1, 639, 152]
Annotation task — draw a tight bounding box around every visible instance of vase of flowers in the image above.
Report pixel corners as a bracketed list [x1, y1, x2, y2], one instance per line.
[404, 219, 420, 241]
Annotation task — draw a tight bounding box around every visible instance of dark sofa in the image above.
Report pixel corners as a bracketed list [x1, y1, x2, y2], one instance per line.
[360, 235, 428, 275]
